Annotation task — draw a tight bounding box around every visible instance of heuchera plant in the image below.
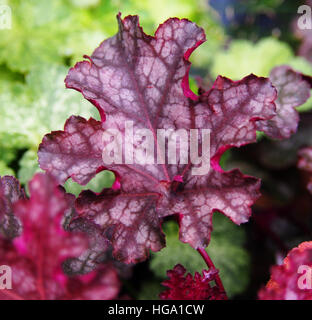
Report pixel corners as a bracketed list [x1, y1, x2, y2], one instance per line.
[38, 14, 279, 265]
[1, 14, 312, 300]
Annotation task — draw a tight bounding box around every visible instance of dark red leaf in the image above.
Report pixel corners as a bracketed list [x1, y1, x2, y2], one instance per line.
[160, 264, 226, 300]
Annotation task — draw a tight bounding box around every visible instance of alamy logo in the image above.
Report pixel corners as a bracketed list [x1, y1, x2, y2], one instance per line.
[297, 265, 312, 290]
[0, 265, 12, 290]
[0, 5, 12, 30]
[101, 121, 211, 176]
[298, 5, 312, 30]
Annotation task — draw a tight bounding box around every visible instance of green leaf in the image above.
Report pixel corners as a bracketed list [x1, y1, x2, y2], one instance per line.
[0, 0, 116, 71]
[17, 150, 42, 187]
[0, 63, 99, 150]
[211, 38, 293, 80]
[0, 0, 224, 71]
[237, 0, 284, 14]
[69, 0, 100, 8]
[137, 280, 163, 300]
[0, 143, 17, 165]
[0, 0, 70, 72]
[0, 160, 14, 176]
[64, 170, 115, 197]
[150, 214, 250, 297]
[0, 64, 24, 88]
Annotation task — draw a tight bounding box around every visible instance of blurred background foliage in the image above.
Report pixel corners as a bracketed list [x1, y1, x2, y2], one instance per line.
[0, 0, 311, 299]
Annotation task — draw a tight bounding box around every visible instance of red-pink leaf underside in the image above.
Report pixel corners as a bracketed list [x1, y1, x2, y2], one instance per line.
[256, 66, 312, 139]
[38, 14, 278, 263]
[0, 176, 25, 239]
[258, 242, 312, 300]
[0, 173, 119, 300]
[298, 146, 312, 194]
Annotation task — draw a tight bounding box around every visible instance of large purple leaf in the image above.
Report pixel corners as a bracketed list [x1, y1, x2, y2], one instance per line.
[39, 14, 278, 263]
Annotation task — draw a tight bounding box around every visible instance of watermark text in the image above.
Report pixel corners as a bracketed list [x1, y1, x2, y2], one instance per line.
[0, 265, 12, 290]
[101, 121, 211, 176]
[298, 5, 312, 30]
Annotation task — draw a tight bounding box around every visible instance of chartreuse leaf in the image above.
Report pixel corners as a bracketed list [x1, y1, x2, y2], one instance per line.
[24, 64, 99, 139]
[64, 170, 115, 196]
[0, 0, 70, 72]
[0, 86, 30, 150]
[211, 38, 293, 79]
[0, 63, 98, 151]
[150, 214, 250, 298]
[211, 38, 312, 83]
[0, 161, 14, 176]
[69, 0, 100, 8]
[0, 0, 223, 71]
[0, 0, 107, 71]
[17, 150, 42, 188]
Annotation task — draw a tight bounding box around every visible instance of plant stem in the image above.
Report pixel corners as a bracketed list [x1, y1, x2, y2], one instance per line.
[197, 248, 228, 299]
